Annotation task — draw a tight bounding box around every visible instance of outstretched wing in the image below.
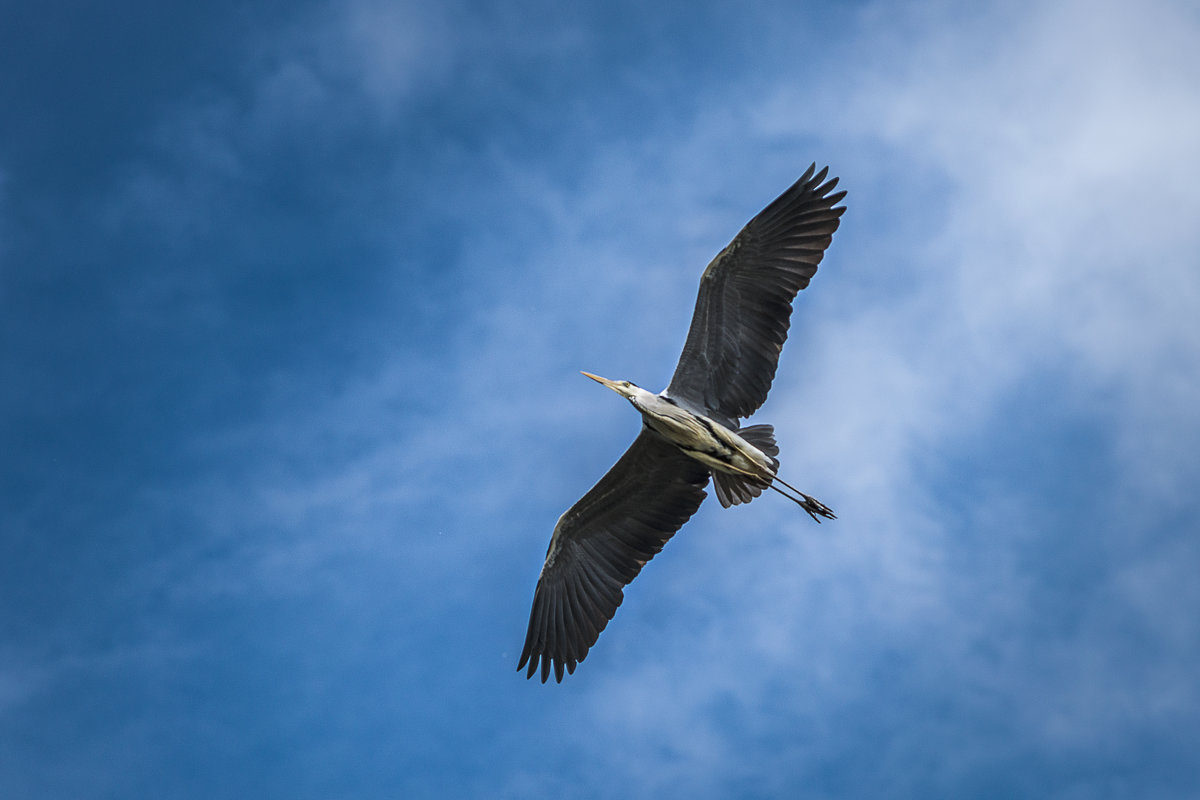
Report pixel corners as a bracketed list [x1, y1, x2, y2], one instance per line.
[666, 164, 846, 422]
[518, 429, 710, 683]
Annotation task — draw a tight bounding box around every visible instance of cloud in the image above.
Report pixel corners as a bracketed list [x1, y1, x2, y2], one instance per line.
[757, 0, 1200, 503]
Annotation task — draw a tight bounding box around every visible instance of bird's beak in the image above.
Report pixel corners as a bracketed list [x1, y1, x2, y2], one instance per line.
[581, 371, 621, 394]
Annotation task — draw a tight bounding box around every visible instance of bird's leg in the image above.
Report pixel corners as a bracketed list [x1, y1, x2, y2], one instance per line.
[717, 460, 837, 522]
[766, 478, 837, 523]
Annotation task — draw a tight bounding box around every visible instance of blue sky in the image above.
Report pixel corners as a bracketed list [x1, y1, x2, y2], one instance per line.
[3, 0, 1200, 797]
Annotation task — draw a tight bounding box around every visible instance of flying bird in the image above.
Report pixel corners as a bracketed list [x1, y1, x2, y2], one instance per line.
[519, 164, 846, 683]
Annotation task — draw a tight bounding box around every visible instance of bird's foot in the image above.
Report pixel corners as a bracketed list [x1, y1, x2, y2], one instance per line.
[799, 493, 837, 523]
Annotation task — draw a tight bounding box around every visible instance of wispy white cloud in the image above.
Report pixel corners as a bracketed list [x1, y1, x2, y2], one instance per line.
[809, 0, 1200, 495]
[258, 0, 458, 127]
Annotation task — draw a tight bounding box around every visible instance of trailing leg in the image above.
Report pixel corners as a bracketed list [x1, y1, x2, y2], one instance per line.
[767, 481, 837, 522]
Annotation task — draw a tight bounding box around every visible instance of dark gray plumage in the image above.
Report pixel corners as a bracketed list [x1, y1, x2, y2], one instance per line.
[667, 165, 846, 426]
[519, 165, 846, 683]
[520, 431, 709, 682]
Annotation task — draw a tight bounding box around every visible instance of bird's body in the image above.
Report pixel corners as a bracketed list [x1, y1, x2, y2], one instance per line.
[641, 393, 773, 479]
[520, 164, 846, 682]
[584, 375, 835, 519]
[606, 380, 773, 476]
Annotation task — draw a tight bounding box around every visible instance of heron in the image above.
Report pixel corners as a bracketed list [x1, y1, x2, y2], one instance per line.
[519, 164, 846, 683]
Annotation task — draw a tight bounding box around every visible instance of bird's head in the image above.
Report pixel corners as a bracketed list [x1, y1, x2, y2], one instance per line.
[581, 372, 640, 401]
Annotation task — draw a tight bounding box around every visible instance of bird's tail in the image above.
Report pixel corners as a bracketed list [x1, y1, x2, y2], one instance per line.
[712, 424, 777, 508]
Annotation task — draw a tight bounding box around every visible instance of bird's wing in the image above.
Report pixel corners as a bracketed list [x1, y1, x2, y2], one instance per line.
[518, 428, 710, 683]
[666, 164, 846, 421]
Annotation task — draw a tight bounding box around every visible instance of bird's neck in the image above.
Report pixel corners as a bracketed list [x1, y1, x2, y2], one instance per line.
[626, 386, 659, 412]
